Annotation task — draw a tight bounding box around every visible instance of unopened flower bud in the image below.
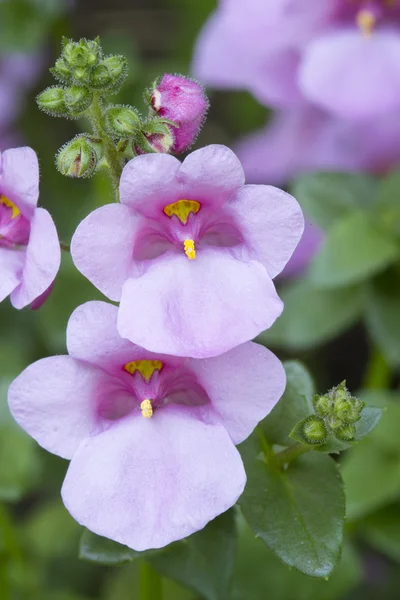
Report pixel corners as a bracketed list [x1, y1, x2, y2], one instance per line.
[72, 66, 91, 85]
[135, 120, 175, 155]
[36, 86, 68, 117]
[325, 414, 344, 431]
[91, 63, 112, 89]
[334, 423, 356, 442]
[150, 74, 209, 153]
[301, 416, 328, 445]
[102, 55, 128, 91]
[57, 136, 97, 178]
[50, 58, 71, 83]
[313, 394, 331, 417]
[64, 86, 93, 115]
[105, 106, 140, 137]
[63, 38, 101, 69]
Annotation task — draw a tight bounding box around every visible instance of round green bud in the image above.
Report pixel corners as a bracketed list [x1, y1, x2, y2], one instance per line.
[334, 423, 356, 442]
[91, 64, 112, 89]
[102, 55, 128, 84]
[64, 86, 93, 115]
[57, 137, 97, 178]
[313, 394, 332, 417]
[36, 86, 68, 117]
[50, 58, 71, 83]
[105, 106, 140, 137]
[71, 66, 91, 85]
[63, 38, 101, 69]
[302, 416, 328, 445]
[325, 414, 344, 431]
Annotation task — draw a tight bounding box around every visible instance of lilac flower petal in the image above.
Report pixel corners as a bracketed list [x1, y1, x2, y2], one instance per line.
[119, 153, 182, 216]
[189, 342, 286, 444]
[71, 204, 138, 302]
[8, 356, 109, 459]
[230, 184, 304, 279]
[0, 247, 24, 302]
[61, 405, 246, 550]
[299, 30, 400, 120]
[178, 144, 245, 201]
[118, 249, 283, 358]
[67, 300, 179, 374]
[10, 208, 61, 309]
[30, 282, 54, 310]
[0, 147, 39, 218]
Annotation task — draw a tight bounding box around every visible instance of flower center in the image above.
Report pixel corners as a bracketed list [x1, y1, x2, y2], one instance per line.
[163, 199, 200, 224]
[353, 0, 398, 35]
[140, 399, 153, 418]
[0, 195, 20, 220]
[184, 239, 196, 260]
[124, 359, 163, 382]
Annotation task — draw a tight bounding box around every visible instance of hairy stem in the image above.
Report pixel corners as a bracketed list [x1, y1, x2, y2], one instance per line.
[88, 92, 123, 198]
[364, 346, 391, 389]
[139, 561, 163, 600]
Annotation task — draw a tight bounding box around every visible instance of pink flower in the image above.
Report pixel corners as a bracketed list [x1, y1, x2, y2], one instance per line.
[0, 147, 60, 309]
[193, 0, 400, 120]
[71, 145, 304, 358]
[8, 300, 286, 550]
[151, 74, 209, 153]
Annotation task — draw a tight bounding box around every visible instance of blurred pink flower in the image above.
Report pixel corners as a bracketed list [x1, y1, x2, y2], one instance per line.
[193, 0, 400, 120]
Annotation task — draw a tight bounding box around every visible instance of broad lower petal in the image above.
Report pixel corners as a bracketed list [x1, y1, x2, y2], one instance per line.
[299, 30, 400, 120]
[118, 249, 283, 358]
[10, 208, 61, 309]
[230, 184, 304, 279]
[71, 204, 138, 302]
[0, 247, 24, 302]
[0, 147, 39, 218]
[8, 356, 109, 459]
[61, 405, 246, 551]
[188, 342, 286, 444]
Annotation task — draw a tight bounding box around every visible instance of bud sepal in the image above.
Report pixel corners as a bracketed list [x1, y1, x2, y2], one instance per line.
[36, 86, 69, 118]
[105, 105, 141, 138]
[56, 135, 100, 178]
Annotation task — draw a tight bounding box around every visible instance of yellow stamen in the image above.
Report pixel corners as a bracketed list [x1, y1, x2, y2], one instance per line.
[356, 9, 376, 36]
[140, 399, 153, 418]
[184, 239, 196, 260]
[0, 195, 20, 219]
[124, 359, 163, 381]
[163, 199, 200, 224]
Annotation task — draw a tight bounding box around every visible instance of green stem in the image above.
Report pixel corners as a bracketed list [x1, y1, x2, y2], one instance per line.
[88, 93, 123, 197]
[0, 504, 23, 600]
[139, 561, 163, 600]
[60, 241, 70, 252]
[273, 443, 311, 468]
[364, 346, 391, 389]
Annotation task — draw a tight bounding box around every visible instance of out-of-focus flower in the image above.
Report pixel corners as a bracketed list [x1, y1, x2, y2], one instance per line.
[71, 145, 304, 358]
[150, 74, 209, 153]
[193, 0, 400, 120]
[8, 300, 286, 551]
[0, 147, 60, 309]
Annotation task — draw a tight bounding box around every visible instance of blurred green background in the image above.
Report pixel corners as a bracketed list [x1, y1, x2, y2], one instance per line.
[1, 1, 400, 599]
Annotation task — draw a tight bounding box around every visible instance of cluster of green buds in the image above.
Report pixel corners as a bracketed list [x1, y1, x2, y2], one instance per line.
[292, 381, 365, 446]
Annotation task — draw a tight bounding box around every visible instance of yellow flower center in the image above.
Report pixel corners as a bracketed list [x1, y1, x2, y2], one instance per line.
[163, 199, 200, 224]
[140, 399, 153, 419]
[123, 359, 163, 382]
[0, 195, 20, 219]
[184, 239, 196, 260]
[356, 9, 376, 35]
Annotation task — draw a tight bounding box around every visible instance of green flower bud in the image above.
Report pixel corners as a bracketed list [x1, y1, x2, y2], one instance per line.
[50, 58, 71, 83]
[105, 106, 140, 137]
[313, 394, 332, 417]
[36, 86, 68, 117]
[102, 55, 128, 89]
[57, 136, 97, 178]
[334, 423, 356, 442]
[63, 38, 101, 69]
[71, 66, 91, 85]
[64, 86, 93, 115]
[91, 64, 112, 89]
[325, 414, 344, 431]
[301, 416, 328, 445]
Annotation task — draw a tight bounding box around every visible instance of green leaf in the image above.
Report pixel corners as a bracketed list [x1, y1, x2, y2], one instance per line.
[358, 391, 400, 455]
[150, 510, 236, 600]
[260, 361, 314, 446]
[0, 426, 40, 502]
[291, 172, 377, 230]
[79, 529, 156, 565]
[374, 169, 400, 237]
[309, 212, 399, 289]
[361, 504, 400, 563]
[365, 274, 400, 366]
[232, 519, 362, 600]
[239, 433, 345, 578]
[260, 278, 364, 350]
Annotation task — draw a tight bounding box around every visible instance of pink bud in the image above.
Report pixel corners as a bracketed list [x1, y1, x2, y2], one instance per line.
[151, 74, 209, 153]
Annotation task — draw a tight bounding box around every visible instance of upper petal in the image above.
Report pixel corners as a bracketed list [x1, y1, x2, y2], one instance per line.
[0, 247, 24, 302]
[230, 184, 304, 279]
[71, 203, 138, 302]
[299, 30, 400, 120]
[188, 342, 286, 445]
[119, 153, 182, 217]
[0, 147, 39, 219]
[61, 405, 246, 551]
[7, 355, 109, 460]
[10, 208, 61, 309]
[118, 249, 283, 358]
